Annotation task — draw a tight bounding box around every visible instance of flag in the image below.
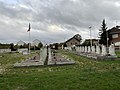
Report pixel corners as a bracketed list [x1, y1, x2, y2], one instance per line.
[27, 23, 31, 32]
[89, 26, 92, 29]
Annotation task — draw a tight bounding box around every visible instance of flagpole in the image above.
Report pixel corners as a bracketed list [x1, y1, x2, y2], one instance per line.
[27, 23, 31, 54]
[29, 30, 30, 54]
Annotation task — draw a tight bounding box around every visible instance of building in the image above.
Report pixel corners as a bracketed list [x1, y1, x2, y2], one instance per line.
[65, 34, 82, 47]
[17, 40, 25, 46]
[82, 39, 99, 46]
[108, 26, 120, 46]
[32, 39, 41, 46]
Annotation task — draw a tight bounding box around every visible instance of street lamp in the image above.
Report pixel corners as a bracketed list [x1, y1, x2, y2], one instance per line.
[89, 26, 92, 51]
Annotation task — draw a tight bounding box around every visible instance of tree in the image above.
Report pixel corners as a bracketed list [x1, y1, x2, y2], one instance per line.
[99, 19, 108, 46]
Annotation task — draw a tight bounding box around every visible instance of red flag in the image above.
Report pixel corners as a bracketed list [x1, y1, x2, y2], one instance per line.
[27, 23, 31, 32]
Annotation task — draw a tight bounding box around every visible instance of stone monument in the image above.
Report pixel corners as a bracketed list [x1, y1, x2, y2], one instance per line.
[88, 46, 91, 53]
[85, 46, 87, 53]
[92, 46, 95, 53]
[96, 45, 100, 54]
[109, 44, 116, 56]
[101, 45, 107, 55]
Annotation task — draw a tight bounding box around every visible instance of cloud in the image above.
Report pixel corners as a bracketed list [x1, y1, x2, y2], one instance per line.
[0, 0, 120, 44]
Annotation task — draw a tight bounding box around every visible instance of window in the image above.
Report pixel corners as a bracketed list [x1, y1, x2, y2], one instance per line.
[112, 34, 118, 38]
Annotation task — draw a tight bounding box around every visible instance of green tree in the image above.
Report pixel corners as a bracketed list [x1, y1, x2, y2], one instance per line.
[99, 19, 108, 46]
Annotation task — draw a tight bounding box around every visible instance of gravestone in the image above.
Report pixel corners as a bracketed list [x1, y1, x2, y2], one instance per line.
[109, 44, 116, 56]
[85, 46, 87, 53]
[22, 50, 28, 55]
[82, 46, 85, 52]
[79, 46, 81, 52]
[81, 46, 83, 52]
[48, 48, 52, 61]
[101, 45, 107, 55]
[96, 45, 100, 54]
[76, 46, 79, 52]
[88, 46, 91, 53]
[92, 46, 95, 53]
[62, 45, 64, 49]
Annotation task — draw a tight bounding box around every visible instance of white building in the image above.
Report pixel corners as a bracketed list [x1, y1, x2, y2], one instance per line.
[32, 39, 41, 46]
[17, 40, 25, 46]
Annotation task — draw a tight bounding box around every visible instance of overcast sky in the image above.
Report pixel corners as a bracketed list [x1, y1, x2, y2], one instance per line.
[0, 0, 120, 44]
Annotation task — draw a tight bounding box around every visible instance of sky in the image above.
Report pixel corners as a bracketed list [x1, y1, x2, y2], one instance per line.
[0, 0, 120, 44]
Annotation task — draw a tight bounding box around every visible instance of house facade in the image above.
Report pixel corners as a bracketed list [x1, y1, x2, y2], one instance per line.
[108, 26, 120, 46]
[65, 34, 82, 47]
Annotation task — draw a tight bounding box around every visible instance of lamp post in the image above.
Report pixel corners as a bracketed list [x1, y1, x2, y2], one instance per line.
[89, 26, 92, 51]
[106, 31, 109, 48]
[106, 31, 109, 53]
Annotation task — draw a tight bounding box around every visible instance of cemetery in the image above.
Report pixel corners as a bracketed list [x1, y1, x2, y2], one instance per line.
[73, 44, 117, 60]
[1, 0, 120, 89]
[0, 48, 120, 90]
[14, 47, 75, 67]
[0, 31, 120, 89]
[67, 42, 119, 58]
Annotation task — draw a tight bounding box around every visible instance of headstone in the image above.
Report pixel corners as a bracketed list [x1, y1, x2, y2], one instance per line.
[101, 45, 107, 55]
[48, 48, 52, 61]
[62, 45, 64, 49]
[79, 46, 81, 52]
[18, 48, 28, 53]
[76, 46, 79, 52]
[85, 46, 87, 53]
[0, 49, 11, 53]
[88, 46, 91, 53]
[92, 46, 95, 53]
[109, 44, 116, 56]
[22, 50, 28, 55]
[96, 45, 100, 54]
[81, 46, 84, 52]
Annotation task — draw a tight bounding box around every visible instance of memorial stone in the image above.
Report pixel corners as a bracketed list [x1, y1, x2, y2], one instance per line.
[92, 46, 95, 53]
[109, 44, 116, 56]
[88, 46, 91, 53]
[101, 45, 107, 55]
[96, 46, 100, 54]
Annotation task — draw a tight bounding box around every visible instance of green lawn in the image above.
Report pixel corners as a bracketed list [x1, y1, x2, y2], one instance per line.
[0, 51, 120, 90]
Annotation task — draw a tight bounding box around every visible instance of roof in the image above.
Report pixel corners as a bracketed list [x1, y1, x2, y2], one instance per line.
[17, 40, 25, 44]
[108, 26, 120, 34]
[65, 34, 82, 43]
[33, 39, 41, 43]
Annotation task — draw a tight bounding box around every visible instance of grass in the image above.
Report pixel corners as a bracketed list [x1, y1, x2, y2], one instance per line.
[0, 50, 120, 90]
